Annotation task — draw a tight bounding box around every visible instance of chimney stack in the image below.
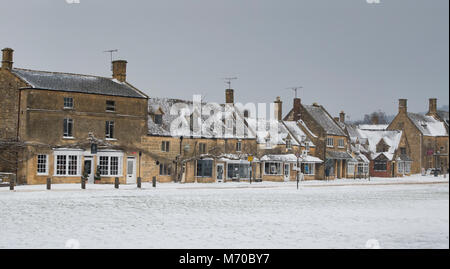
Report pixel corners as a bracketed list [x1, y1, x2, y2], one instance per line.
[112, 60, 127, 82]
[2, 48, 14, 70]
[274, 97, 283, 121]
[339, 111, 345, 123]
[428, 98, 437, 115]
[399, 99, 407, 114]
[226, 89, 234, 104]
[371, 114, 379, 125]
[293, 98, 301, 121]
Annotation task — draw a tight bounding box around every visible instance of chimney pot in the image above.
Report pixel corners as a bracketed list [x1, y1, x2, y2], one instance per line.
[2, 48, 14, 70]
[112, 60, 127, 82]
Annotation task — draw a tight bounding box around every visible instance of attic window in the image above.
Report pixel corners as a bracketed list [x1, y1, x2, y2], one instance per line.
[154, 114, 163, 125]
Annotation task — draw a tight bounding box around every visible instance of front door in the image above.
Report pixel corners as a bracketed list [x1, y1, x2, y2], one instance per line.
[127, 157, 136, 184]
[84, 158, 94, 184]
[216, 164, 224, 182]
[284, 164, 290, 182]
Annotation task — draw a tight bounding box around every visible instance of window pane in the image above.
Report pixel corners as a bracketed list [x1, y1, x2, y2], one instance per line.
[56, 155, 67, 175]
[110, 157, 119, 175]
[99, 156, 109, 175]
[68, 156, 78, 175]
[37, 155, 47, 174]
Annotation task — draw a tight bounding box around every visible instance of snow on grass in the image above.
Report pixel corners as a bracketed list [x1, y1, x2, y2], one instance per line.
[0, 175, 448, 249]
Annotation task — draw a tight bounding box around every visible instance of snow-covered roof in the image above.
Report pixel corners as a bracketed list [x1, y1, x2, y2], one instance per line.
[12, 68, 148, 99]
[261, 154, 322, 163]
[147, 97, 254, 139]
[358, 124, 389, 131]
[407, 113, 448, 137]
[303, 105, 346, 136]
[282, 121, 316, 147]
[357, 129, 403, 161]
[246, 118, 299, 146]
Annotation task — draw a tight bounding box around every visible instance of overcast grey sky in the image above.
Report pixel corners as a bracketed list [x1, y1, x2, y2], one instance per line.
[1, 0, 448, 121]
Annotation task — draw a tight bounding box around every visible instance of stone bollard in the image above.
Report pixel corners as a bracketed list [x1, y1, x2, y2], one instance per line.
[137, 177, 142, 189]
[115, 177, 119, 189]
[152, 177, 156, 188]
[81, 178, 86, 190]
[10, 180, 14, 191]
[47, 178, 51, 190]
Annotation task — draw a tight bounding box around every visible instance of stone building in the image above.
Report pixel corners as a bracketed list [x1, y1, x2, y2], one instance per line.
[387, 99, 449, 174]
[0, 48, 149, 185]
[284, 98, 353, 180]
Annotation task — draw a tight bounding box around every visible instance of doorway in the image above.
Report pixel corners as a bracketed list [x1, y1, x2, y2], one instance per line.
[84, 157, 94, 184]
[127, 157, 136, 184]
[284, 164, 290, 182]
[216, 164, 224, 182]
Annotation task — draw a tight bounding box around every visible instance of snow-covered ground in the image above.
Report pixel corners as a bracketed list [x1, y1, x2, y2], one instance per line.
[0, 175, 448, 249]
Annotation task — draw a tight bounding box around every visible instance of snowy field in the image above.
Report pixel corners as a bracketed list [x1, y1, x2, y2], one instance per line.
[0, 175, 448, 249]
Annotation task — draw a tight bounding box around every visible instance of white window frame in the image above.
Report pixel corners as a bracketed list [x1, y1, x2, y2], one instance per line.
[347, 162, 356, 175]
[97, 151, 124, 177]
[106, 121, 115, 139]
[53, 150, 82, 177]
[286, 139, 292, 149]
[326, 137, 334, 148]
[397, 161, 404, 174]
[236, 141, 242, 152]
[303, 163, 315, 175]
[405, 162, 412, 174]
[264, 162, 283, 176]
[37, 154, 49, 176]
[64, 97, 74, 109]
[63, 118, 74, 138]
[162, 141, 170, 152]
[338, 139, 345, 148]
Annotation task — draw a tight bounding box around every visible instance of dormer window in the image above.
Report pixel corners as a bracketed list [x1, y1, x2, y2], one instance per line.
[154, 114, 163, 125]
[286, 139, 292, 149]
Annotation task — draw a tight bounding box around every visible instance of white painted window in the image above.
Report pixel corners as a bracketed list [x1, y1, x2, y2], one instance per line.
[162, 141, 170, 152]
[54, 153, 81, 177]
[236, 141, 242, 152]
[37, 155, 48, 175]
[264, 162, 282, 175]
[159, 163, 172, 176]
[326, 137, 334, 147]
[64, 97, 74, 109]
[398, 162, 404, 174]
[106, 100, 116, 112]
[97, 153, 123, 177]
[106, 121, 115, 139]
[63, 119, 74, 138]
[405, 162, 411, 174]
[286, 139, 292, 149]
[347, 162, 356, 175]
[199, 143, 207, 154]
[303, 163, 315, 175]
[338, 139, 345, 148]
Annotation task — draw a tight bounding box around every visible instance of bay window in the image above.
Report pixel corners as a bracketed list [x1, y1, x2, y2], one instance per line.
[264, 162, 282, 175]
[197, 160, 213, 177]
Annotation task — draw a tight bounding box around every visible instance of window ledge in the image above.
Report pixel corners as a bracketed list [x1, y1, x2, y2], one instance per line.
[106, 138, 118, 141]
[63, 137, 76, 140]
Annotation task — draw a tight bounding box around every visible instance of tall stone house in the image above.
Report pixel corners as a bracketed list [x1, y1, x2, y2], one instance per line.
[387, 99, 449, 174]
[0, 48, 149, 185]
[284, 98, 353, 179]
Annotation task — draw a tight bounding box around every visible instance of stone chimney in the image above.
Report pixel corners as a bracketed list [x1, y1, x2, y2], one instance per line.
[2, 48, 14, 70]
[339, 111, 345, 123]
[334, 117, 339, 122]
[293, 98, 301, 121]
[399, 99, 407, 114]
[428, 98, 437, 115]
[371, 114, 379, 125]
[274, 97, 283, 121]
[112, 60, 127, 82]
[226, 89, 234, 104]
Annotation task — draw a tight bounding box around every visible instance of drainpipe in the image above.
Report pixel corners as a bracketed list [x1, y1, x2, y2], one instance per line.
[15, 89, 22, 185]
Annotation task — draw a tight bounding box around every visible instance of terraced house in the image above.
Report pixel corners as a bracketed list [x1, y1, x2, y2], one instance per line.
[284, 98, 352, 179]
[0, 48, 149, 185]
[388, 99, 449, 174]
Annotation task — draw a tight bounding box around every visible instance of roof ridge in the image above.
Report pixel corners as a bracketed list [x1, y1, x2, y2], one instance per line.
[13, 67, 114, 81]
